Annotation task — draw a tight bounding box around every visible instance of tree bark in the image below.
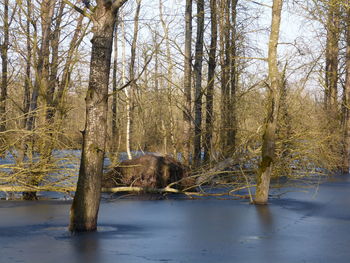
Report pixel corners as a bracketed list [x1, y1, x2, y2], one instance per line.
[23, 0, 32, 128]
[204, 0, 218, 162]
[0, 0, 9, 132]
[159, 0, 176, 156]
[183, 0, 192, 164]
[125, 0, 141, 159]
[342, 6, 350, 173]
[193, 0, 205, 166]
[46, 1, 65, 122]
[219, 0, 231, 157]
[324, 0, 340, 114]
[254, 0, 283, 205]
[69, 0, 128, 232]
[228, 0, 238, 154]
[111, 13, 119, 154]
[23, 0, 55, 201]
[26, 0, 54, 132]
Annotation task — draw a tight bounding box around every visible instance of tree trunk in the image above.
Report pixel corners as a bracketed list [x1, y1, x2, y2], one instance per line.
[228, 0, 238, 154]
[204, 0, 218, 162]
[219, 0, 231, 157]
[126, 0, 141, 159]
[47, 1, 65, 122]
[159, 0, 177, 156]
[23, 0, 32, 128]
[342, 7, 350, 173]
[324, 0, 340, 114]
[193, 0, 205, 166]
[111, 13, 119, 154]
[254, 0, 283, 205]
[26, 0, 54, 132]
[69, 0, 128, 232]
[0, 0, 9, 133]
[23, 0, 55, 201]
[183, 0, 192, 164]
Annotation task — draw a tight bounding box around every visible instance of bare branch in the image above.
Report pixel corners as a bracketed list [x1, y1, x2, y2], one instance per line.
[62, 0, 92, 19]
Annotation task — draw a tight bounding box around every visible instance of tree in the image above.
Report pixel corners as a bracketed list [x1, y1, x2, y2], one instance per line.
[0, 0, 9, 133]
[324, 0, 340, 114]
[342, 3, 350, 173]
[22, 0, 55, 200]
[219, 0, 238, 158]
[193, 0, 205, 166]
[125, 0, 141, 159]
[183, 0, 192, 164]
[254, 0, 283, 205]
[69, 0, 128, 232]
[204, 0, 218, 162]
[111, 12, 120, 155]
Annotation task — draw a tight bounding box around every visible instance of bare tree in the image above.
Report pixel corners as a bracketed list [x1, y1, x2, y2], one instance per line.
[111, 12, 120, 154]
[125, 0, 141, 159]
[26, 0, 54, 132]
[0, 0, 9, 133]
[228, 0, 238, 154]
[324, 0, 340, 114]
[193, 0, 205, 166]
[22, 0, 55, 200]
[183, 0, 192, 164]
[254, 0, 283, 205]
[204, 0, 218, 162]
[69, 0, 128, 232]
[218, 0, 239, 158]
[23, 0, 32, 128]
[342, 3, 350, 173]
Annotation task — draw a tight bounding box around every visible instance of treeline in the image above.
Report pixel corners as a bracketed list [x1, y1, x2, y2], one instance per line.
[0, 0, 349, 203]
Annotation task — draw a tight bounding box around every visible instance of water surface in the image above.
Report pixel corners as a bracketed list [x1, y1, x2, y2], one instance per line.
[1, 175, 350, 262]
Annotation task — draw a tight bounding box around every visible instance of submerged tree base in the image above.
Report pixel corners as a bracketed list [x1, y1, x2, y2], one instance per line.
[69, 222, 97, 233]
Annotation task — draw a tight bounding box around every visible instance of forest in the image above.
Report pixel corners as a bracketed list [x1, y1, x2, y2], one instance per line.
[0, 0, 350, 232]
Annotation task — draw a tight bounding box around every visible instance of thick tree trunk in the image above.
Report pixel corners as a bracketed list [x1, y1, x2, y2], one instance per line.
[254, 0, 283, 205]
[204, 0, 218, 162]
[193, 0, 205, 166]
[69, 0, 128, 232]
[183, 0, 192, 164]
[0, 0, 9, 132]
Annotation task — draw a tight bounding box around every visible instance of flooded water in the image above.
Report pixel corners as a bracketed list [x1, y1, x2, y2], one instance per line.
[1, 175, 350, 262]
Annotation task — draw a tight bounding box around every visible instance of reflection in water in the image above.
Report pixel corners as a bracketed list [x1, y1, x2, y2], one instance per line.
[71, 232, 101, 263]
[255, 205, 274, 231]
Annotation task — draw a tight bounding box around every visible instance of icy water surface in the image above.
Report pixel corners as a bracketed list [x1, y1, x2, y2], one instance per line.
[1, 175, 350, 263]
